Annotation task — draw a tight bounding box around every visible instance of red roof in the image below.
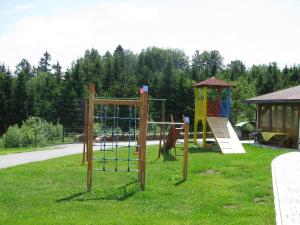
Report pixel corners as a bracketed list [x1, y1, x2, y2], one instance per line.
[194, 77, 235, 88]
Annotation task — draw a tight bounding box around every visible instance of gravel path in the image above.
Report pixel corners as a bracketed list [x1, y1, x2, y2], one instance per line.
[0, 141, 160, 169]
[272, 152, 300, 225]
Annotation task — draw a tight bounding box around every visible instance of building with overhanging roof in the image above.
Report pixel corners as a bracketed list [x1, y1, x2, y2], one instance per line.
[245, 85, 300, 149]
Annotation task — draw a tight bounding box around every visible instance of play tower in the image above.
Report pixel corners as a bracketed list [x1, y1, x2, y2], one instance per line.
[193, 77, 245, 154]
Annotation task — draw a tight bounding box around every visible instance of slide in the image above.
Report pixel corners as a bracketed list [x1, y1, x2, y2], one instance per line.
[162, 125, 182, 152]
[207, 117, 245, 154]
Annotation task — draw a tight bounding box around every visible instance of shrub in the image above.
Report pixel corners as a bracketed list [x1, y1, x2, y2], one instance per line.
[2, 117, 63, 148]
[5, 125, 23, 148]
[0, 137, 3, 148]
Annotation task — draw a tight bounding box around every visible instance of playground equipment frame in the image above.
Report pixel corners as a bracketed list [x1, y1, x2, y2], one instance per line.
[86, 83, 148, 191]
[84, 85, 189, 192]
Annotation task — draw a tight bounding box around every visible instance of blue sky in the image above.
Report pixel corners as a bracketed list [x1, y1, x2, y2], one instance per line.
[0, 0, 98, 31]
[1, 0, 300, 70]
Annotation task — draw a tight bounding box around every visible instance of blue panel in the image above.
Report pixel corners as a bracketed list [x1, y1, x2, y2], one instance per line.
[227, 88, 231, 118]
[184, 117, 190, 123]
[143, 85, 149, 93]
[220, 101, 227, 117]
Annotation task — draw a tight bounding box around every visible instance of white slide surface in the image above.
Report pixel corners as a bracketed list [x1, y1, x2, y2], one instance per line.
[207, 117, 245, 154]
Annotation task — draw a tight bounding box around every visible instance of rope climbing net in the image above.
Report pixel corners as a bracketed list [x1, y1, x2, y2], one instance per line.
[86, 84, 148, 192]
[93, 104, 140, 173]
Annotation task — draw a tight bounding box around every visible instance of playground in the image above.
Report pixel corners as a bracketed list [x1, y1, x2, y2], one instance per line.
[82, 78, 249, 190]
[0, 78, 298, 225]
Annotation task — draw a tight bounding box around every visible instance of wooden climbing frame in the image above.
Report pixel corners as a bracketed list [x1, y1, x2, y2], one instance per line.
[86, 83, 148, 192]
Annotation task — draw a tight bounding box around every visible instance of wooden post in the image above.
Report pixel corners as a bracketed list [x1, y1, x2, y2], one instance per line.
[85, 101, 89, 162]
[138, 85, 148, 190]
[282, 105, 286, 133]
[162, 100, 166, 161]
[203, 87, 208, 146]
[183, 117, 190, 180]
[269, 105, 272, 131]
[158, 113, 163, 158]
[257, 104, 261, 130]
[87, 83, 95, 192]
[193, 87, 198, 145]
[298, 106, 300, 149]
[138, 93, 142, 183]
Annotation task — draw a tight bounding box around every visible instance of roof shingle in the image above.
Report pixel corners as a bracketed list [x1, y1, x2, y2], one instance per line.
[245, 85, 300, 104]
[194, 77, 235, 88]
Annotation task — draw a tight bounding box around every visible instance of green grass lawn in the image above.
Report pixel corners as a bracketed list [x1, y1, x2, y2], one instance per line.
[0, 144, 288, 225]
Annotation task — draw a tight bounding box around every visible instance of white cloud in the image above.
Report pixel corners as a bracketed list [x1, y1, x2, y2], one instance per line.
[0, 2, 159, 70]
[0, 3, 37, 15]
[0, 9, 17, 15]
[15, 4, 37, 11]
[0, 0, 300, 71]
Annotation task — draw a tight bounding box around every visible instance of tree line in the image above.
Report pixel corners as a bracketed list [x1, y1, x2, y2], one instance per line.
[1, 45, 300, 134]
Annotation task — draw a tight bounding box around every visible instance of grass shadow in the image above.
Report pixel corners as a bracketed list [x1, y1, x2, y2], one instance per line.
[188, 146, 220, 154]
[163, 153, 177, 161]
[56, 192, 86, 202]
[174, 179, 186, 186]
[56, 180, 140, 202]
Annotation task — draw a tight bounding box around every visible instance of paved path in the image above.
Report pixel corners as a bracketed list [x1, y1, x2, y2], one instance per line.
[0, 141, 160, 169]
[0, 144, 83, 169]
[272, 152, 300, 225]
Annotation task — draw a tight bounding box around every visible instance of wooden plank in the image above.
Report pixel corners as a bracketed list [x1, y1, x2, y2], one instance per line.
[183, 117, 189, 180]
[147, 121, 184, 125]
[94, 99, 141, 106]
[87, 83, 95, 192]
[207, 117, 245, 154]
[138, 87, 148, 190]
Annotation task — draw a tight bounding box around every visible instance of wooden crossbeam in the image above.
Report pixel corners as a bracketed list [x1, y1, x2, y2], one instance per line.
[94, 99, 141, 106]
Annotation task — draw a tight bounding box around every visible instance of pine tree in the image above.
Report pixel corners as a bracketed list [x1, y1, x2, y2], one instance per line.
[102, 51, 113, 94]
[11, 70, 28, 125]
[15, 59, 32, 78]
[112, 45, 125, 82]
[52, 61, 62, 83]
[160, 59, 178, 116]
[191, 50, 223, 80]
[58, 71, 83, 128]
[226, 60, 246, 80]
[0, 65, 13, 133]
[38, 51, 52, 73]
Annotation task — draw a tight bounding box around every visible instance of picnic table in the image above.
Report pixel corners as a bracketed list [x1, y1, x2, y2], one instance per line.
[261, 132, 289, 147]
[249, 130, 290, 147]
